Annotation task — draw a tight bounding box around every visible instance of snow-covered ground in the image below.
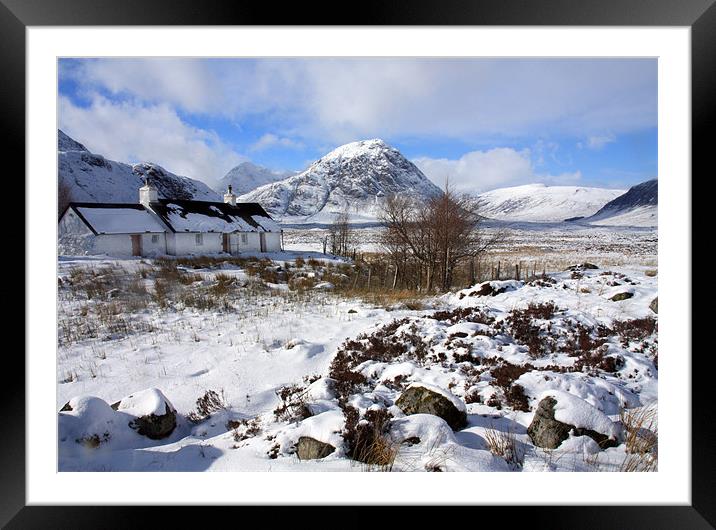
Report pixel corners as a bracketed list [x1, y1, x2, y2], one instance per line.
[57, 250, 658, 472]
[284, 223, 658, 268]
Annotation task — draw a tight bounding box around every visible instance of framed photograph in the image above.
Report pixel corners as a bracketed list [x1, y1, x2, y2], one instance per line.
[7, 0, 711, 526]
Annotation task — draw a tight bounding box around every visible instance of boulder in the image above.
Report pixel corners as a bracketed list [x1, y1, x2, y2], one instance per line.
[395, 384, 467, 430]
[527, 395, 620, 450]
[610, 291, 634, 302]
[296, 436, 335, 460]
[116, 388, 177, 440]
[650, 297, 658, 314]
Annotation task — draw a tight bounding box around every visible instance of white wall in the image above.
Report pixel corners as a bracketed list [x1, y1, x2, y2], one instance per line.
[59, 209, 281, 257]
[93, 234, 133, 256]
[264, 232, 282, 252]
[173, 232, 222, 255]
[231, 232, 261, 253]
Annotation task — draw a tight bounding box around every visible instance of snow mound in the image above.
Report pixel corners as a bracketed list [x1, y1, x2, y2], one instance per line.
[116, 388, 175, 417]
[389, 414, 456, 447]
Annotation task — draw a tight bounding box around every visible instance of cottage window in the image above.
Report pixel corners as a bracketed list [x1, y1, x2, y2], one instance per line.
[195, 233, 203, 246]
[241, 234, 248, 244]
[151, 234, 159, 243]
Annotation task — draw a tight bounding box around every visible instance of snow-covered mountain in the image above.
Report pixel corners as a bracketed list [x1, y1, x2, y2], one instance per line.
[215, 162, 295, 196]
[58, 130, 220, 205]
[476, 183, 626, 223]
[239, 139, 442, 222]
[586, 179, 657, 227]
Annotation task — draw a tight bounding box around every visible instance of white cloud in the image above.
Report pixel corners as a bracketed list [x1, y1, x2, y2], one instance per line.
[59, 95, 245, 184]
[63, 58, 657, 144]
[250, 133, 303, 152]
[413, 148, 582, 193]
[584, 134, 616, 150]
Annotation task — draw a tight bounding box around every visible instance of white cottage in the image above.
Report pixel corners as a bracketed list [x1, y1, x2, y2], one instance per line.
[58, 181, 283, 257]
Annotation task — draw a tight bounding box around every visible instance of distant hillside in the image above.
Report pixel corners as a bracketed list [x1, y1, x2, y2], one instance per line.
[215, 162, 295, 196]
[58, 130, 220, 206]
[586, 179, 657, 227]
[476, 183, 625, 223]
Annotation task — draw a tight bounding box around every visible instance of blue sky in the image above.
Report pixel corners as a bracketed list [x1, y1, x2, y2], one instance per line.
[58, 58, 657, 192]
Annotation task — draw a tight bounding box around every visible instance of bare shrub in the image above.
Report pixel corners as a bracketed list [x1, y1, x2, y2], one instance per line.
[187, 389, 228, 423]
[343, 407, 397, 469]
[273, 384, 311, 423]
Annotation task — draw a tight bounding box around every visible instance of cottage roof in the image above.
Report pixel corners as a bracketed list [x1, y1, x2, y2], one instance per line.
[62, 200, 280, 234]
[67, 203, 167, 235]
[150, 199, 279, 233]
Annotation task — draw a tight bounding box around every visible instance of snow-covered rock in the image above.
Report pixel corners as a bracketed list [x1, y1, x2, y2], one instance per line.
[240, 139, 442, 222]
[395, 383, 467, 430]
[114, 388, 177, 440]
[527, 390, 621, 449]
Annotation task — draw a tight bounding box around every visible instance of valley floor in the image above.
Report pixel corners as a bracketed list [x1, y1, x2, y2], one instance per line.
[57, 238, 658, 472]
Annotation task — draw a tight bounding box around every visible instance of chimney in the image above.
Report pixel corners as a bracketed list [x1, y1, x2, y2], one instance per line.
[224, 184, 237, 206]
[139, 178, 158, 207]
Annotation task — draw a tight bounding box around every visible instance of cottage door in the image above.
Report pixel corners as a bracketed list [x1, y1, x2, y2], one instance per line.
[131, 234, 142, 256]
[260, 232, 267, 252]
[222, 233, 230, 253]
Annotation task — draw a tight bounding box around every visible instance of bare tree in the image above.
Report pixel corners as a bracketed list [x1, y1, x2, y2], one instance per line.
[58, 179, 73, 217]
[328, 209, 355, 257]
[379, 182, 502, 291]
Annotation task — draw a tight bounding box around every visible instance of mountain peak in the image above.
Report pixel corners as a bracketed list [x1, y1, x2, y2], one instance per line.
[241, 140, 441, 221]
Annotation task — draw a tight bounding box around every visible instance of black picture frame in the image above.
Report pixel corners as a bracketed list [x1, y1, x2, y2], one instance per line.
[5, 0, 711, 527]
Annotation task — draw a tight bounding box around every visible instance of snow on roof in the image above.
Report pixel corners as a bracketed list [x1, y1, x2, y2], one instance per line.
[73, 204, 167, 234]
[150, 199, 278, 233]
[66, 200, 279, 234]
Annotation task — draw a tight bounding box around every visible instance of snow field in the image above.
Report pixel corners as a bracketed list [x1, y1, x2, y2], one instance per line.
[57, 255, 657, 472]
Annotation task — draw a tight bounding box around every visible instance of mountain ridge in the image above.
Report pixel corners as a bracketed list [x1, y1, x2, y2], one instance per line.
[58, 130, 221, 204]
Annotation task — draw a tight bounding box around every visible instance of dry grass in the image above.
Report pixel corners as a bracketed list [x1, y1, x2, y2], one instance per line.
[484, 426, 524, 470]
[354, 434, 399, 471]
[618, 405, 658, 472]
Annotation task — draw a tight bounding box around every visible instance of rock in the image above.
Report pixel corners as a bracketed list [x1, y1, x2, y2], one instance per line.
[127, 404, 176, 439]
[566, 262, 599, 271]
[117, 388, 177, 440]
[60, 402, 72, 412]
[610, 291, 634, 302]
[395, 385, 467, 430]
[296, 436, 335, 460]
[650, 297, 658, 314]
[527, 396, 619, 450]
